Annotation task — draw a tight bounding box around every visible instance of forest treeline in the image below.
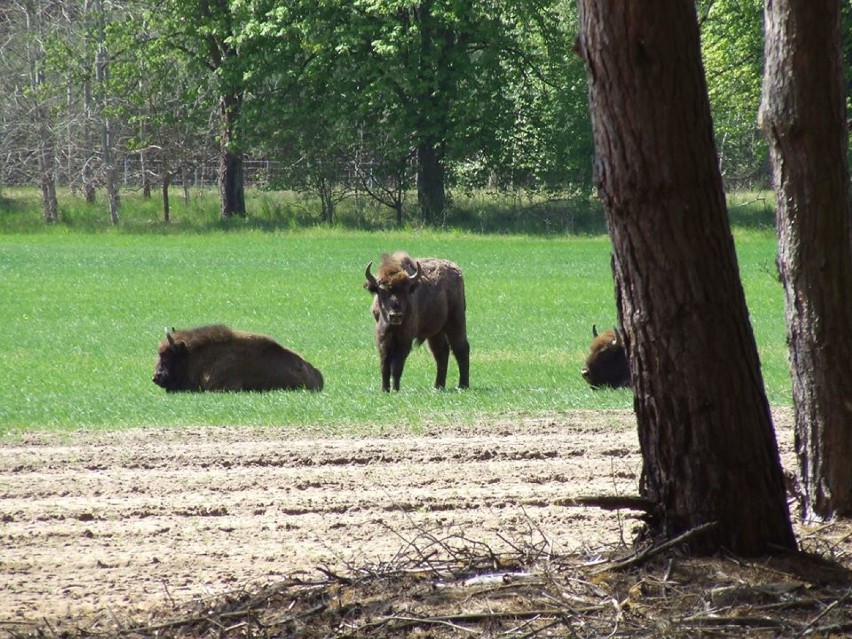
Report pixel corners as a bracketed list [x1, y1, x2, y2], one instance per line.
[1, 0, 849, 225]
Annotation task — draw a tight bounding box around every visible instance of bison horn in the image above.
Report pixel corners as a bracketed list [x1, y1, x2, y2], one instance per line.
[365, 261, 378, 288]
[613, 326, 623, 346]
[165, 328, 175, 346]
[592, 324, 599, 338]
[408, 261, 421, 284]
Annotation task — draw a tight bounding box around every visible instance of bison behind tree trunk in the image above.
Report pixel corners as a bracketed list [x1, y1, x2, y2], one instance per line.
[152, 325, 323, 392]
[364, 252, 470, 392]
[581, 325, 630, 389]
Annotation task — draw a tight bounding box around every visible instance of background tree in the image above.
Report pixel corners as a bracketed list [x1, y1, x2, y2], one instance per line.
[54, 0, 100, 203]
[2, 0, 61, 222]
[760, 0, 852, 519]
[239, 0, 353, 223]
[6, 0, 825, 228]
[90, 0, 121, 224]
[576, 0, 796, 554]
[159, 0, 249, 219]
[117, 5, 213, 222]
[244, 0, 580, 224]
[698, 0, 768, 188]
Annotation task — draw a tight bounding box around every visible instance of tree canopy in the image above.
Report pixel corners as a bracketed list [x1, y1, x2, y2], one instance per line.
[3, 0, 831, 224]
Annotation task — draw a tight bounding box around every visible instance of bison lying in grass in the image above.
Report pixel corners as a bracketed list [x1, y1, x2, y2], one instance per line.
[581, 324, 630, 389]
[364, 252, 470, 392]
[152, 325, 323, 392]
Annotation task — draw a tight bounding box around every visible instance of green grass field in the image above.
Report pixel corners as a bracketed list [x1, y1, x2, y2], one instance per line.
[0, 190, 789, 436]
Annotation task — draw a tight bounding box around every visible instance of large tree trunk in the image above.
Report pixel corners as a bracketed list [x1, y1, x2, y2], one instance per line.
[219, 93, 245, 219]
[760, 0, 852, 519]
[576, 0, 796, 555]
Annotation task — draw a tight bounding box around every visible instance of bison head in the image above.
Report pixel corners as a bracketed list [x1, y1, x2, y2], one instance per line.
[152, 329, 189, 392]
[364, 258, 421, 326]
[581, 325, 630, 389]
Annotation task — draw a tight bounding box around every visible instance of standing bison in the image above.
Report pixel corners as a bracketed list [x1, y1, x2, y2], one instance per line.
[581, 324, 630, 389]
[152, 325, 323, 392]
[364, 252, 470, 392]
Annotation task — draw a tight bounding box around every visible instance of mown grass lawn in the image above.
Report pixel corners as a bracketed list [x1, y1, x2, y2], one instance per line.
[0, 191, 789, 436]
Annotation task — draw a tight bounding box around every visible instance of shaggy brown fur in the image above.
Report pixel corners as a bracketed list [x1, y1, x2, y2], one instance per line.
[152, 325, 323, 392]
[364, 252, 470, 392]
[581, 325, 630, 389]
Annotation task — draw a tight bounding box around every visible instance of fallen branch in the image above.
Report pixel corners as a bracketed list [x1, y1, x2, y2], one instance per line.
[796, 587, 852, 637]
[349, 608, 566, 637]
[593, 522, 718, 573]
[568, 495, 656, 512]
[677, 613, 795, 630]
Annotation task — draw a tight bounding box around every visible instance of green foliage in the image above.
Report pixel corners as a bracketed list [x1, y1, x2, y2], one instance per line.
[0, 201, 790, 436]
[9, 0, 818, 227]
[698, 0, 768, 187]
[236, 0, 588, 223]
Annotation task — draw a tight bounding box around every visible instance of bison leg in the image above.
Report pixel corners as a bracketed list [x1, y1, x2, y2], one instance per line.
[380, 356, 394, 392]
[447, 329, 470, 389]
[427, 334, 450, 389]
[453, 340, 470, 389]
[380, 341, 411, 392]
[390, 349, 411, 391]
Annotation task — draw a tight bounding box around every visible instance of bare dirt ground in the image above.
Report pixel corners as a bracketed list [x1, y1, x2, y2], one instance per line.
[1, 408, 850, 637]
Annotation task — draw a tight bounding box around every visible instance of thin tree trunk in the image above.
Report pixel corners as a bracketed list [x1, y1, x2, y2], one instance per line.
[82, 0, 97, 204]
[34, 79, 58, 223]
[95, 0, 118, 225]
[140, 147, 151, 199]
[182, 166, 190, 205]
[760, 0, 852, 519]
[417, 142, 446, 224]
[105, 157, 120, 224]
[162, 170, 171, 223]
[24, 1, 58, 223]
[100, 108, 120, 224]
[38, 143, 58, 223]
[317, 173, 335, 224]
[576, 0, 796, 555]
[218, 93, 245, 219]
[82, 76, 96, 204]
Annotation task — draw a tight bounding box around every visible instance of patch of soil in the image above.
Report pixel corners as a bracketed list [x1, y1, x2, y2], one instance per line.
[1, 408, 849, 636]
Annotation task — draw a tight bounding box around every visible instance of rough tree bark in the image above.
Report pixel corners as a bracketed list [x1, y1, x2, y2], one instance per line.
[760, 0, 852, 519]
[576, 0, 796, 555]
